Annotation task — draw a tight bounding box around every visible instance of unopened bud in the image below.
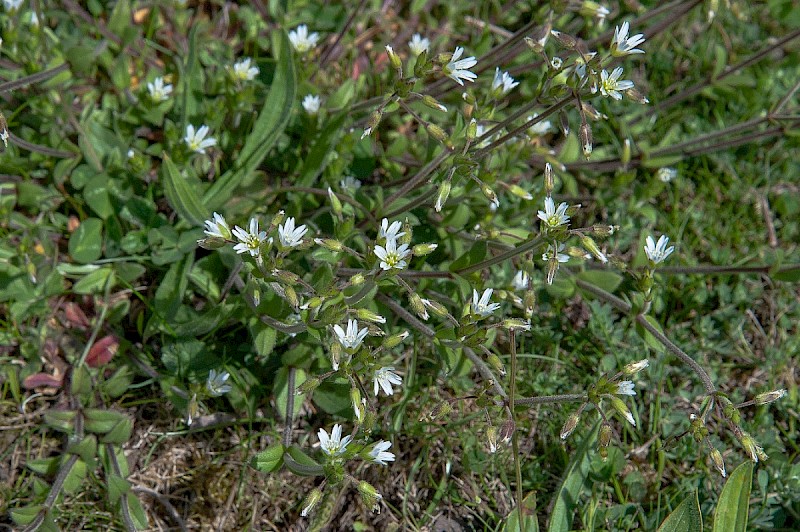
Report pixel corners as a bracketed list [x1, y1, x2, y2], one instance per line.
[487, 353, 506, 376]
[559, 110, 570, 136]
[268, 210, 285, 234]
[580, 235, 607, 263]
[383, 330, 409, 349]
[524, 290, 536, 319]
[738, 431, 767, 463]
[284, 284, 300, 308]
[625, 87, 650, 105]
[466, 118, 478, 141]
[400, 219, 413, 245]
[610, 396, 635, 427]
[580, 122, 592, 159]
[307, 296, 324, 309]
[351, 387, 364, 421]
[422, 298, 449, 317]
[272, 269, 301, 284]
[550, 30, 577, 49]
[356, 308, 386, 324]
[424, 400, 453, 421]
[718, 396, 741, 425]
[755, 389, 787, 405]
[499, 418, 515, 443]
[315, 238, 343, 252]
[503, 318, 531, 331]
[409, 292, 429, 320]
[621, 139, 631, 167]
[350, 273, 365, 286]
[544, 163, 554, 195]
[385, 45, 402, 71]
[580, 1, 610, 20]
[435, 179, 452, 212]
[710, 448, 726, 478]
[435, 52, 453, 64]
[598, 422, 612, 460]
[507, 183, 533, 200]
[486, 425, 499, 453]
[580, 101, 607, 121]
[413, 49, 429, 77]
[422, 95, 448, 113]
[356, 481, 383, 513]
[197, 236, 227, 250]
[297, 377, 321, 394]
[328, 187, 343, 217]
[560, 412, 581, 440]
[330, 341, 343, 370]
[413, 243, 438, 256]
[592, 224, 617, 238]
[362, 109, 383, 139]
[301, 488, 323, 517]
[480, 183, 499, 209]
[623, 359, 649, 375]
[427, 123, 448, 143]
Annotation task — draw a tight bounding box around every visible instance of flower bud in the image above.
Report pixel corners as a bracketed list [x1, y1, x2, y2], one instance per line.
[197, 236, 227, 250]
[297, 377, 321, 395]
[466, 118, 478, 141]
[580, 101, 607, 121]
[435, 179, 452, 212]
[412, 243, 438, 256]
[560, 411, 581, 440]
[422, 95, 448, 113]
[328, 187, 343, 217]
[315, 238, 343, 252]
[738, 431, 767, 463]
[480, 183, 500, 209]
[558, 110, 570, 136]
[423, 400, 453, 421]
[306, 296, 324, 309]
[550, 30, 577, 49]
[413, 49, 429, 77]
[283, 284, 300, 309]
[272, 269, 301, 284]
[610, 396, 635, 427]
[422, 298, 449, 318]
[503, 318, 531, 331]
[356, 308, 386, 324]
[330, 341, 343, 370]
[351, 387, 364, 422]
[592, 224, 617, 238]
[524, 290, 536, 319]
[580, 235, 608, 263]
[718, 396, 741, 425]
[625, 87, 650, 105]
[507, 183, 533, 200]
[268, 210, 286, 234]
[426, 123, 451, 147]
[409, 292, 429, 320]
[580, 1, 610, 20]
[544, 162, 554, 196]
[621, 138, 631, 167]
[356, 481, 383, 513]
[486, 425, 499, 453]
[385, 44, 402, 71]
[710, 448, 726, 478]
[755, 389, 787, 405]
[499, 418, 515, 444]
[362, 109, 383, 139]
[545, 256, 559, 285]
[487, 353, 506, 376]
[383, 330, 409, 349]
[301, 488, 323, 517]
[598, 422, 612, 460]
[350, 273, 365, 286]
[623, 359, 649, 375]
[580, 122, 592, 160]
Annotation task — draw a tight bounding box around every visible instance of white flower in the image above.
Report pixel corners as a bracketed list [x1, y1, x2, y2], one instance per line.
[277, 217, 308, 248]
[624, 359, 650, 374]
[232, 57, 260, 81]
[512, 270, 529, 290]
[3, 0, 23, 11]
[373, 367, 402, 396]
[526, 113, 553, 136]
[340, 175, 362, 191]
[611, 22, 646, 56]
[206, 369, 232, 397]
[318, 424, 352, 456]
[408, 33, 430, 56]
[302, 94, 321, 114]
[334, 319, 369, 350]
[289, 24, 320, 53]
[537, 197, 570, 228]
[127, 149, 135, 159]
[368, 440, 396, 465]
[374, 238, 411, 271]
[472, 288, 501, 317]
[444, 46, 478, 86]
[491, 68, 519, 95]
[378, 218, 405, 241]
[657, 167, 677, 183]
[644, 234, 675, 264]
[542, 243, 569, 263]
[232, 217, 268, 256]
[147, 77, 173, 102]
[616, 381, 636, 396]
[596, 67, 635, 100]
[184, 124, 217, 154]
[550, 56, 563, 70]
[203, 212, 232, 240]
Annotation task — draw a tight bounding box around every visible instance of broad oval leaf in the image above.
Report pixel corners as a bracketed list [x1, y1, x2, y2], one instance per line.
[713, 461, 753, 532]
[69, 217, 103, 263]
[252, 443, 285, 473]
[658, 491, 703, 532]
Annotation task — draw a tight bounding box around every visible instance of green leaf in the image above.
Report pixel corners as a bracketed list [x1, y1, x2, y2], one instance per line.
[252, 323, 277, 357]
[449, 241, 488, 273]
[713, 461, 753, 532]
[503, 491, 540, 532]
[161, 155, 209, 226]
[26, 456, 61, 476]
[10, 505, 45, 526]
[69, 217, 104, 263]
[298, 111, 348, 186]
[83, 409, 129, 434]
[125, 492, 150, 530]
[84, 173, 114, 219]
[548, 423, 598, 532]
[577, 270, 623, 294]
[284, 445, 324, 477]
[44, 410, 77, 433]
[66, 435, 98, 463]
[146, 253, 194, 337]
[63, 457, 87, 494]
[203, 31, 296, 210]
[251, 443, 285, 473]
[658, 491, 703, 532]
[107, 474, 131, 505]
[274, 367, 306, 418]
[72, 266, 115, 294]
